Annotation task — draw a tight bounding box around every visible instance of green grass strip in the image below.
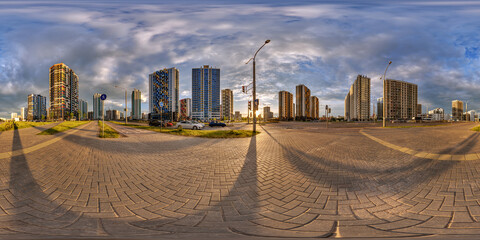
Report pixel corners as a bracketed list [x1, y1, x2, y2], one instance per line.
[98, 121, 120, 138]
[0, 121, 54, 131]
[37, 121, 90, 135]
[111, 122, 259, 138]
[471, 125, 480, 132]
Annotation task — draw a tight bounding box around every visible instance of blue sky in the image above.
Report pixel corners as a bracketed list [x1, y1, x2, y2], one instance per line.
[1, 0, 480, 118]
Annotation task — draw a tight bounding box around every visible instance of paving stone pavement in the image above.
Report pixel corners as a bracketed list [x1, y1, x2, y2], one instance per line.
[1, 121, 480, 239]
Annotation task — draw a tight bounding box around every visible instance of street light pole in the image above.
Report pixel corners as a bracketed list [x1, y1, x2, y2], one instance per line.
[246, 39, 270, 133]
[115, 85, 128, 125]
[382, 61, 392, 128]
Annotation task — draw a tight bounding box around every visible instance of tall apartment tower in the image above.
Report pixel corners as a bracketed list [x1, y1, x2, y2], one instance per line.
[192, 65, 220, 120]
[278, 91, 294, 120]
[377, 98, 383, 119]
[131, 88, 142, 120]
[221, 89, 234, 121]
[93, 93, 104, 120]
[27, 94, 47, 121]
[296, 84, 311, 120]
[384, 79, 418, 120]
[79, 99, 88, 120]
[149, 68, 179, 121]
[452, 100, 464, 121]
[180, 98, 192, 120]
[49, 63, 79, 120]
[345, 75, 370, 121]
[417, 104, 422, 116]
[310, 96, 319, 119]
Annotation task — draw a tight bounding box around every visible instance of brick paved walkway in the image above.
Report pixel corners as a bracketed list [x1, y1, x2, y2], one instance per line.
[1, 121, 480, 239]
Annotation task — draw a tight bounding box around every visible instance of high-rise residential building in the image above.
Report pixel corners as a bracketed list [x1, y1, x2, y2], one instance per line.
[263, 106, 273, 121]
[93, 93, 104, 120]
[377, 98, 383, 119]
[79, 99, 88, 120]
[417, 104, 422, 116]
[192, 65, 220, 120]
[106, 109, 121, 120]
[235, 111, 241, 121]
[345, 75, 370, 121]
[27, 94, 47, 121]
[180, 98, 192, 120]
[131, 88, 142, 120]
[11, 113, 17, 120]
[149, 68, 179, 121]
[296, 84, 311, 120]
[310, 96, 319, 119]
[49, 63, 79, 120]
[87, 111, 93, 120]
[279, 91, 294, 120]
[20, 107, 25, 121]
[384, 79, 418, 120]
[452, 100, 463, 121]
[221, 89, 233, 121]
[429, 108, 444, 121]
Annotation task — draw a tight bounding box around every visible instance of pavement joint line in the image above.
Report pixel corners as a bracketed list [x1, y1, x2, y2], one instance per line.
[0, 122, 92, 160]
[359, 129, 480, 161]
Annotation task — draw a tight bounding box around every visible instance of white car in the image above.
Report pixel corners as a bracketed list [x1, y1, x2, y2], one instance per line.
[175, 121, 203, 130]
[192, 120, 205, 127]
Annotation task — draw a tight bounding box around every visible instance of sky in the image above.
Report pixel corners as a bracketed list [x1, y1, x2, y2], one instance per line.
[1, 0, 480, 118]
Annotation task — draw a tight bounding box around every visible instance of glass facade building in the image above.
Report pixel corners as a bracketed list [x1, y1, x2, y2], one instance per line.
[93, 93, 103, 120]
[192, 65, 220, 120]
[131, 88, 142, 120]
[27, 94, 47, 121]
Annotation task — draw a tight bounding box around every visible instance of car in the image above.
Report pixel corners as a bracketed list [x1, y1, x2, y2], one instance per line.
[192, 120, 205, 127]
[148, 119, 166, 127]
[166, 122, 173, 127]
[209, 121, 226, 127]
[175, 121, 203, 130]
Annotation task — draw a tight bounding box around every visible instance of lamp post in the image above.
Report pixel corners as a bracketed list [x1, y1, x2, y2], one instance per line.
[382, 61, 392, 128]
[115, 85, 128, 125]
[246, 39, 270, 133]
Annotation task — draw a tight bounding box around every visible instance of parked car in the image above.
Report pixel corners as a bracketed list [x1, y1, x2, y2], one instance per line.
[176, 121, 203, 130]
[166, 122, 173, 127]
[149, 119, 166, 127]
[209, 121, 226, 127]
[192, 120, 205, 127]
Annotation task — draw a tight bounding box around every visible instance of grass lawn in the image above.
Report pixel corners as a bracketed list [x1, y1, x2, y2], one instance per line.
[111, 122, 259, 138]
[98, 121, 120, 138]
[0, 121, 54, 131]
[37, 121, 90, 135]
[472, 125, 480, 132]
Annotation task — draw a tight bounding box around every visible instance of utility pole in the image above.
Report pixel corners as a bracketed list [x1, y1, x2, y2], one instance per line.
[382, 61, 392, 128]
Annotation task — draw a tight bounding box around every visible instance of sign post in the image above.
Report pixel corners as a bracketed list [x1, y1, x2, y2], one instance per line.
[101, 94, 107, 137]
[159, 102, 164, 131]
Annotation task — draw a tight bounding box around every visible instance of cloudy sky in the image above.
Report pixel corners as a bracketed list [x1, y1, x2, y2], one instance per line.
[1, 0, 480, 118]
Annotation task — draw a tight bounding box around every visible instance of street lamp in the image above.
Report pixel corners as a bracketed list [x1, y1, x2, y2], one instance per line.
[114, 85, 128, 125]
[382, 60, 392, 128]
[245, 39, 270, 133]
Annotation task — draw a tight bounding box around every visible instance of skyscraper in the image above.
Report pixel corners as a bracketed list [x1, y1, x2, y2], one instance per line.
[377, 98, 383, 119]
[131, 88, 142, 120]
[149, 68, 179, 121]
[27, 94, 47, 121]
[384, 79, 418, 120]
[93, 93, 103, 120]
[345, 75, 370, 121]
[310, 96, 319, 119]
[192, 65, 220, 120]
[221, 89, 233, 121]
[278, 91, 294, 121]
[452, 100, 463, 121]
[49, 63, 79, 120]
[296, 84, 311, 120]
[79, 99, 88, 120]
[180, 98, 192, 120]
[263, 106, 273, 121]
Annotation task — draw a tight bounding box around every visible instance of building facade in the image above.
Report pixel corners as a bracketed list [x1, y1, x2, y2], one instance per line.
[310, 96, 319, 119]
[49, 63, 79, 120]
[452, 100, 464, 121]
[131, 88, 142, 120]
[192, 65, 220, 120]
[180, 98, 192, 120]
[384, 79, 418, 120]
[221, 89, 233, 121]
[377, 98, 383, 119]
[79, 99, 88, 120]
[345, 75, 370, 121]
[93, 93, 104, 120]
[417, 104, 422, 116]
[278, 91, 294, 120]
[263, 106, 273, 121]
[149, 68, 179, 121]
[235, 111, 241, 121]
[296, 84, 311, 120]
[428, 108, 444, 121]
[27, 94, 47, 121]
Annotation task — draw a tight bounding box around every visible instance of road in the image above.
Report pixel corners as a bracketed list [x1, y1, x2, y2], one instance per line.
[1, 121, 480, 239]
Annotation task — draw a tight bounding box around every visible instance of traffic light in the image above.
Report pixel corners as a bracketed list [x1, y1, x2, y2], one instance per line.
[248, 101, 251, 110]
[242, 86, 246, 93]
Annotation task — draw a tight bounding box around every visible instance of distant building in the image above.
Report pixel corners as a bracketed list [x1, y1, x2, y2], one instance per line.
[452, 100, 463, 121]
[345, 75, 370, 121]
[131, 88, 142, 120]
[221, 89, 233, 121]
[296, 84, 311, 120]
[106, 109, 121, 120]
[468, 110, 476, 122]
[87, 111, 93, 120]
[235, 111, 241, 121]
[149, 68, 179, 121]
[377, 98, 383, 119]
[79, 99, 88, 120]
[384, 79, 418, 120]
[192, 65, 220, 120]
[27, 94, 47, 121]
[428, 108, 444, 121]
[279, 91, 294, 121]
[180, 98, 192, 120]
[93, 93, 104, 120]
[11, 112, 17, 120]
[417, 104, 422, 115]
[49, 63, 79, 120]
[310, 96, 319, 119]
[263, 106, 273, 121]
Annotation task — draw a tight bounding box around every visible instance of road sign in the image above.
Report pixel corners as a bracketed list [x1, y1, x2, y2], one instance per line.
[100, 94, 107, 101]
[159, 102, 164, 107]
